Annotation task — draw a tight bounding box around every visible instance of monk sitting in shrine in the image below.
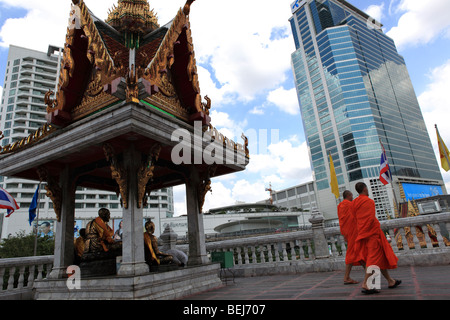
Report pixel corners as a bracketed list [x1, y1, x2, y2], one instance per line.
[337, 190, 363, 285]
[84, 208, 121, 255]
[144, 219, 173, 269]
[73, 228, 86, 265]
[353, 182, 401, 294]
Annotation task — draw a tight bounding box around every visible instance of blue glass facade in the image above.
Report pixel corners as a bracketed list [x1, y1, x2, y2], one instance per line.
[290, 0, 443, 196]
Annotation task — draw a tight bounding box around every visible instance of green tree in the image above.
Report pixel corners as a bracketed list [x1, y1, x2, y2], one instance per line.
[0, 231, 54, 258]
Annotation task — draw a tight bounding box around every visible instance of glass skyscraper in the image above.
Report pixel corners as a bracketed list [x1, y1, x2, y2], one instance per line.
[289, 0, 445, 221]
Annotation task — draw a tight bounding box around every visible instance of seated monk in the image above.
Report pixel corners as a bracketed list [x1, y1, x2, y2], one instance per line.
[144, 219, 173, 268]
[353, 182, 401, 294]
[73, 228, 86, 264]
[84, 208, 121, 255]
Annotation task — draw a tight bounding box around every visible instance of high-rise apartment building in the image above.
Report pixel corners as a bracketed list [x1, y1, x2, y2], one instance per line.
[0, 45, 174, 238]
[289, 0, 446, 221]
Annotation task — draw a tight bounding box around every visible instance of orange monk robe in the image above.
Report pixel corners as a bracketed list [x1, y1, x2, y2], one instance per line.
[337, 199, 361, 265]
[85, 217, 115, 253]
[353, 195, 398, 270]
[144, 232, 160, 265]
[74, 236, 85, 257]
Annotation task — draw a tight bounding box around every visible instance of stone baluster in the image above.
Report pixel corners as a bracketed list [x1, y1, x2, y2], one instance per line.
[387, 229, 399, 253]
[259, 245, 266, 263]
[398, 228, 409, 251]
[339, 235, 347, 257]
[0, 267, 5, 291]
[330, 236, 338, 255]
[419, 224, 432, 249]
[267, 244, 273, 262]
[409, 226, 421, 249]
[236, 247, 242, 265]
[298, 240, 306, 260]
[251, 246, 257, 264]
[36, 264, 44, 280]
[7, 267, 15, 290]
[433, 223, 445, 247]
[274, 243, 280, 262]
[281, 243, 288, 261]
[307, 239, 314, 259]
[290, 241, 297, 261]
[17, 266, 25, 289]
[244, 247, 250, 264]
[27, 265, 35, 288]
[46, 263, 53, 278]
[444, 222, 450, 246]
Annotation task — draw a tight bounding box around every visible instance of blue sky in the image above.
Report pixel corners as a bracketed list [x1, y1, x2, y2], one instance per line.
[0, 0, 449, 215]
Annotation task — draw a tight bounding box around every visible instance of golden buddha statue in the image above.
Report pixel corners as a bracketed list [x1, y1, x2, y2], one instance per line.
[144, 219, 173, 267]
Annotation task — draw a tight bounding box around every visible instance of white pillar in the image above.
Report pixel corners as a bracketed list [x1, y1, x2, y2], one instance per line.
[117, 144, 148, 276]
[185, 166, 208, 265]
[49, 166, 75, 279]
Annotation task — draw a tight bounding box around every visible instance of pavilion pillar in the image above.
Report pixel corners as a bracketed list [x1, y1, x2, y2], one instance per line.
[117, 144, 148, 276]
[186, 166, 208, 265]
[48, 165, 76, 279]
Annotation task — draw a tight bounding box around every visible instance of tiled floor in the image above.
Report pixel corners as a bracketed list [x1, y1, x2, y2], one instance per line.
[182, 265, 450, 300]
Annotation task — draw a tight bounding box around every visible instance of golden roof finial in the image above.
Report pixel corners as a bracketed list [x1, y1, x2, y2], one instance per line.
[106, 0, 159, 35]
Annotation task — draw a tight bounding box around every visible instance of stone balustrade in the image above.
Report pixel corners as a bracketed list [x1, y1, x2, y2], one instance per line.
[0, 255, 53, 299]
[176, 212, 450, 277]
[0, 212, 449, 299]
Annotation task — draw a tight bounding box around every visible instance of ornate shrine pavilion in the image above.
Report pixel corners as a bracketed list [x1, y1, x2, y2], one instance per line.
[0, 0, 248, 297]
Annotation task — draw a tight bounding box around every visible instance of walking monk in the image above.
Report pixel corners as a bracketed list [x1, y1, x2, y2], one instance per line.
[353, 182, 401, 294]
[337, 190, 362, 285]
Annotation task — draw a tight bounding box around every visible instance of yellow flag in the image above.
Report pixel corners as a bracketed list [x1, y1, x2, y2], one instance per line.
[436, 125, 450, 172]
[329, 153, 339, 199]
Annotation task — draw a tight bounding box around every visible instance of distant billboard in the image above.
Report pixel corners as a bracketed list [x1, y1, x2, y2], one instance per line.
[402, 183, 443, 201]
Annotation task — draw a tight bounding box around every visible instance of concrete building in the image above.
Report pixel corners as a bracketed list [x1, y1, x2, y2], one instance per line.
[0, 45, 174, 238]
[289, 0, 446, 222]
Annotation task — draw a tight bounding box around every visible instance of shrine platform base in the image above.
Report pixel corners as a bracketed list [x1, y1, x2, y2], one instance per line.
[32, 263, 222, 300]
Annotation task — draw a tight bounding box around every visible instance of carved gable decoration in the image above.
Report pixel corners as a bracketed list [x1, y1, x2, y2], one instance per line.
[46, 0, 210, 128]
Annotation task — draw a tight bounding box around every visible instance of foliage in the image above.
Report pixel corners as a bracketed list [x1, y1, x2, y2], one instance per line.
[0, 231, 54, 258]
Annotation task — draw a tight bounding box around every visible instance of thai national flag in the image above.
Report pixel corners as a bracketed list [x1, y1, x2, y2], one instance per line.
[379, 149, 392, 185]
[0, 187, 20, 217]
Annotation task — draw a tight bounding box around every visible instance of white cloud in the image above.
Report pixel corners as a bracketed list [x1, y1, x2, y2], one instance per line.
[365, 3, 385, 23]
[247, 139, 312, 187]
[418, 59, 450, 188]
[0, 85, 3, 100]
[267, 86, 300, 115]
[386, 0, 450, 50]
[209, 109, 247, 142]
[189, 0, 295, 102]
[249, 106, 265, 115]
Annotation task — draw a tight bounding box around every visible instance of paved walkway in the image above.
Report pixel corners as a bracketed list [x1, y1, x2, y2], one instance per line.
[183, 265, 450, 300]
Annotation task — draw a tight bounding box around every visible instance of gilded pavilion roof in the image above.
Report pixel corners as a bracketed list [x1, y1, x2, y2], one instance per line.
[0, 0, 249, 159]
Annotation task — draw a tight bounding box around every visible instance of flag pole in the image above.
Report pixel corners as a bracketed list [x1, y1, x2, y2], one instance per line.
[379, 138, 398, 218]
[33, 182, 42, 256]
[436, 124, 450, 169]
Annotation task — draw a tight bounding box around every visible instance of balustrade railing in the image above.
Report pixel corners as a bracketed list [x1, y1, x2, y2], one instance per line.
[202, 212, 450, 267]
[0, 213, 449, 299]
[0, 255, 53, 297]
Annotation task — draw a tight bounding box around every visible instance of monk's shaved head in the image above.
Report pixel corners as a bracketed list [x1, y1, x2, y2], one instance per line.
[343, 190, 353, 200]
[355, 182, 367, 194]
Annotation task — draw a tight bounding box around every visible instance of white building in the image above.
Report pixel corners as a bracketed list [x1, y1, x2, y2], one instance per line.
[162, 203, 313, 240]
[0, 45, 174, 239]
